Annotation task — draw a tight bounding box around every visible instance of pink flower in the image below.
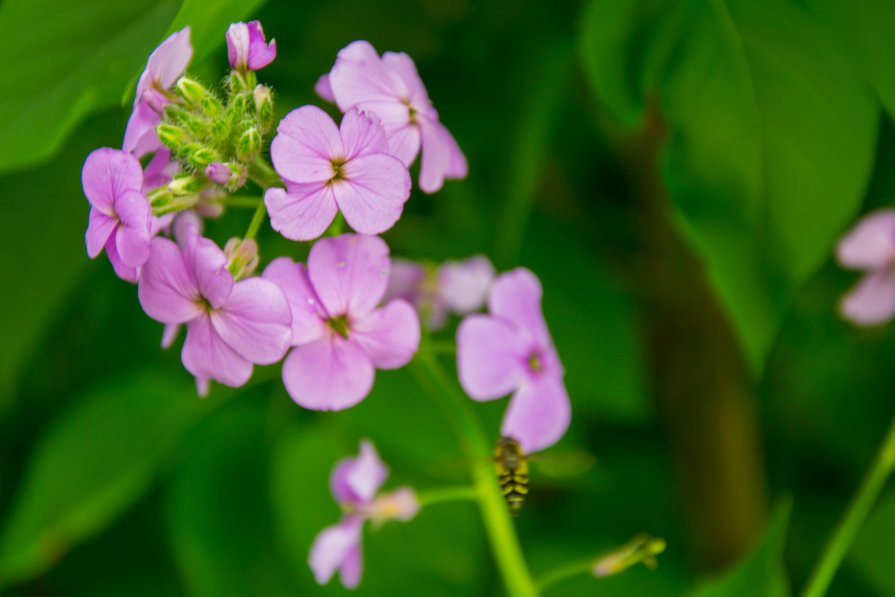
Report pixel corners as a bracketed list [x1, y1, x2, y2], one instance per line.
[457, 268, 570, 453]
[82, 148, 152, 283]
[265, 106, 411, 241]
[262, 234, 420, 410]
[138, 228, 292, 388]
[319, 40, 467, 193]
[384, 255, 495, 329]
[226, 21, 276, 72]
[836, 209, 895, 325]
[123, 27, 193, 158]
[309, 440, 419, 589]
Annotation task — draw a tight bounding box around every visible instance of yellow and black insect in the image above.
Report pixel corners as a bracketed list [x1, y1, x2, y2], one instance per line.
[494, 436, 529, 517]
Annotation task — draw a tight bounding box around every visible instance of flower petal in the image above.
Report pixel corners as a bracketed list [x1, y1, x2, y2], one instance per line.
[339, 543, 363, 589]
[281, 336, 375, 410]
[331, 440, 389, 505]
[307, 234, 391, 318]
[182, 315, 253, 387]
[438, 255, 494, 314]
[837, 209, 895, 271]
[142, 148, 177, 191]
[137, 26, 193, 100]
[418, 118, 466, 193]
[182, 230, 233, 309]
[329, 40, 407, 110]
[315, 74, 336, 103]
[334, 154, 410, 235]
[270, 105, 343, 183]
[308, 516, 364, 587]
[113, 189, 151, 268]
[123, 100, 162, 158]
[385, 123, 421, 167]
[105, 236, 138, 283]
[211, 278, 292, 365]
[340, 108, 389, 159]
[456, 314, 527, 400]
[488, 268, 552, 347]
[352, 300, 420, 369]
[841, 270, 895, 326]
[138, 237, 202, 324]
[262, 257, 327, 344]
[381, 51, 430, 106]
[82, 148, 143, 213]
[501, 374, 571, 453]
[86, 209, 116, 258]
[265, 184, 338, 242]
[382, 259, 425, 304]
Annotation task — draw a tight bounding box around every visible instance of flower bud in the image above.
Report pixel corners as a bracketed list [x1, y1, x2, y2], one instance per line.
[229, 71, 250, 94]
[363, 488, 420, 525]
[148, 187, 199, 216]
[205, 161, 247, 190]
[253, 84, 274, 132]
[224, 237, 259, 280]
[156, 124, 188, 150]
[237, 127, 262, 162]
[163, 104, 210, 138]
[176, 76, 213, 106]
[225, 92, 251, 130]
[592, 535, 666, 578]
[180, 143, 219, 169]
[168, 173, 205, 196]
[205, 162, 231, 185]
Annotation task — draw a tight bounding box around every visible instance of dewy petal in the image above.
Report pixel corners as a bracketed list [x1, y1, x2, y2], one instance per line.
[340, 109, 389, 159]
[113, 189, 151, 268]
[105, 236, 138, 283]
[836, 209, 895, 271]
[331, 440, 389, 505]
[352, 300, 420, 369]
[82, 148, 143, 213]
[86, 209, 117, 258]
[438, 255, 495, 315]
[315, 74, 336, 103]
[182, 315, 253, 387]
[182, 230, 233, 309]
[307, 234, 391, 318]
[262, 257, 327, 344]
[501, 374, 571, 453]
[270, 105, 344, 183]
[329, 40, 408, 111]
[265, 184, 338, 242]
[211, 277, 292, 365]
[840, 269, 895, 326]
[457, 315, 527, 401]
[138, 237, 202, 322]
[334, 154, 410, 235]
[308, 516, 364, 587]
[418, 118, 466, 193]
[136, 26, 193, 102]
[488, 268, 552, 347]
[281, 336, 375, 411]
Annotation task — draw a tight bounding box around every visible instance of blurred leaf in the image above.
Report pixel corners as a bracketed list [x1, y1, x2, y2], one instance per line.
[164, 394, 295, 597]
[0, 0, 179, 173]
[690, 499, 792, 597]
[580, 0, 879, 373]
[848, 489, 895, 595]
[166, 0, 268, 63]
[0, 371, 213, 588]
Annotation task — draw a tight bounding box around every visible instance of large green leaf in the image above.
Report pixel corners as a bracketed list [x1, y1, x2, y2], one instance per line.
[0, 372, 214, 588]
[0, 0, 180, 174]
[580, 0, 879, 373]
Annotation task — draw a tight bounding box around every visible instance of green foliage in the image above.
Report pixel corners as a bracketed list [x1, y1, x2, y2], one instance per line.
[849, 490, 895, 595]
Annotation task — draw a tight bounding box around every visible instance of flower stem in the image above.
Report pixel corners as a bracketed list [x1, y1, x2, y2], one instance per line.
[416, 485, 478, 507]
[536, 558, 595, 593]
[221, 196, 262, 209]
[410, 350, 538, 597]
[801, 411, 895, 597]
[244, 200, 267, 241]
[248, 158, 281, 189]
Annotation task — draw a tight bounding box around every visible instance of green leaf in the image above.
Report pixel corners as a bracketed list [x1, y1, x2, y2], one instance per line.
[0, 371, 214, 588]
[0, 0, 180, 174]
[690, 499, 792, 597]
[580, 0, 879, 373]
[848, 489, 895, 595]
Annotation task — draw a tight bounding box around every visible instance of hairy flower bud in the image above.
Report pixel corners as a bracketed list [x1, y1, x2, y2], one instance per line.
[180, 143, 219, 169]
[205, 161, 247, 190]
[163, 104, 210, 138]
[224, 237, 259, 280]
[176, 76, 212, 105]
[237, 127, 262, 162]
[253, 84, 274, 132]
[168, 173, 205, 196]
[156, 124, 188, 150]
[225, 92, 251, 131]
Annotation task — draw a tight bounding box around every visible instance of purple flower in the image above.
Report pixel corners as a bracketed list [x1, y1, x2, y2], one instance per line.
[123, 27, 193, 158]
[265, 106, 411, 241]
[457, 268, 570, 452]
[836, 209, 895, 325]
[262, 234, 420, 410]
[82, 148, 152, 282]
[384, 255, 495, 329]
[138, 227, 292, 388]
[319, 40, 467, 193]
[226, 21, 276, 72]
[309, 440, 419, 589]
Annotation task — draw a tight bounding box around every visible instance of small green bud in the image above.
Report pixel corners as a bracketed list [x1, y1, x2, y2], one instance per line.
[253, 84, 274, 133]
[179, 143, 219, 169]
[168, 174, 205, 196]
[148, 184, 199, 216]
[164, 104, 210, 138]
[229, 71, 250, 94]
[176, 77, 212, 105]
[200, 95, 224, 119]
[225, 92, 251, 130]
[237, 127, 262, 162]
[157, 124, 188, 150]
[224, 238, 260, 281]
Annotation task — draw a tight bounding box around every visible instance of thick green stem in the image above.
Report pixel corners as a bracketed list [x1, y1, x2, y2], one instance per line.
[410, 352, 538, 597]
[801, 411, 895, 597]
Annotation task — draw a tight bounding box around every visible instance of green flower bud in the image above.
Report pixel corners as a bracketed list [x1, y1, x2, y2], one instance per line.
[156, 124, 188, 150]
[163, 104, 210, 138]
[237, 127, 262, 162]
[178, 143, 219, 169]
[225, 92, 251, 131]
[253, 84, 274, 133]
[168, 173, 205, 196]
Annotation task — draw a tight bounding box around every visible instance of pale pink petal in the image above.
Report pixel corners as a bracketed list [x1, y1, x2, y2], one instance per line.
[309, 516, 363, 587]
[329, 41, 408, 111]
[307, 234, 391, 318]
[488, 268, 552, 347]
[334, 154, 410, 235]
[161, 323, 180, 349]
[262, 257, 327, 344]
[142, 148, 177, 191]
[86, 209, 117, 258]
[281, 336, 375, 410]
[270, 105, 343, 183]
[105, 236, 138, 283]
[456, 315, 527, 400]
[418, 118, 466, 193]
[352, 301, 420, 369]
[196, 377, 210, 397]
[366, 487, 420, 523]
[182, 315, 253, 387]
[182, 231, 233, 309]
[138, 237, 202, 323]
[315, 75, 336, 103]
[331, 440, 389, 505]
[211, 278, 292, 365]
[339, 544, 363, 589]
[501, 375, 571, 453]
[172, 210, 203, 245]
[382, 259, 425, 304]
[265, 184, 338, 241]
[82, 148, 143, 212]
[113, 189, 151, 268]
[246, 21, 276, 70]
[340, 109, 389, 159]
[439, 255, 494, 314]
[841, 270, 895, 325]
[837, 209, 895, 271]
[381, 52, 430, 105]
[385, 123, 421, 167]
[137, 26, 193, 101]
[123, 100, 162, 158]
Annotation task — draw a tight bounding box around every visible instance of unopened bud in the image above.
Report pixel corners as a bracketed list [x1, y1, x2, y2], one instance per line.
[237, 127, 262, 161]
[205, 161, 247, 190]
[163, 104, 210, 138]
[157, 124, 188, 150]
[168, 173, 205, 196]
[253, 84, 274, 132]
[224, 237, 260, 280]
[180, 143, 219, 169]
[592, 535, 666, 578]
[148, 187, 199, 216]
[229, 71, 250, 94]
[176, 77, 213, 106]
[225, 92, 251, 130]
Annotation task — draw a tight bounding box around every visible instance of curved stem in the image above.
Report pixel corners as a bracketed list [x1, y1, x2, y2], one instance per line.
[417, 485, 478, 507]
[410, 351, 538, 597]
[801, 411, 895, 597]
[244, 200, 267, 241]
[536, 558, 595, 593]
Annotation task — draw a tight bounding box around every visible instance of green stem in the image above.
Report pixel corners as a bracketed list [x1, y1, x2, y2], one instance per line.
[244, 200, 267, 241]
[248, 158, 282, 189]
[221, 196, 262, 209]
[428, 340, 456, 355]
[416, 485, 478, 507]
[410, 351, 538, 597]
[801, 411, 895, 597]
[536, 558, 595, 593]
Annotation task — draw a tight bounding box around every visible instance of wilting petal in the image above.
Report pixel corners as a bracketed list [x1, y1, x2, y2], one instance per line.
[182, 315, 253, 387]
[488, 268, 552, 347]
[211, 278, 292, 365]
[309, 516, 364, 587]
[439, 255, 494, 314]
[86, 209, 117, 258]
[457, 315, 527, 400]
[315, 74, 336, 103]
[105, 236, 138, 283]
[841, 270, 895, 325]
[418, 118, 466, 193]
[352, 300, 420, 369]
[271, 105, 343, 183]
[138, 237, 202, 322]
[501, 374, 571, 453]
[182, 230, 233, 309]
[281, 336, 375, 410]
[334, 154, 410, 235]
[82, 148, 143, 213]
[265, 184, 338, 242]
[262, 257, 327, 344]
[307, 234, 391, 318]
[837, 209, 895, 271]
[340, 109, 389, 159]
[113, 189, 151, 268]
[331, 440, 389, 505]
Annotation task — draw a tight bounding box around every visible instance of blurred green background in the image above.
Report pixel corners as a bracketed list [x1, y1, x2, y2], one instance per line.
[2, 0, 895, 595]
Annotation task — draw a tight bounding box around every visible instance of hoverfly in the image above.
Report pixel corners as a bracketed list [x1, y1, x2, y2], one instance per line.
[494, 437, 529, 517]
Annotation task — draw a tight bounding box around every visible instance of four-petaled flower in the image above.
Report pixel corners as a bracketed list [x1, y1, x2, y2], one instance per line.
[457, 268, 571, 453]
[263, 234, 420, 410]
[138, 227, 292, 388]
[836, 209, 895, 325]
[317, 40, 467, 194]
[310, 440, 419, 589]
[82, 148, 152, 283]
[226, 20, 276, 72]
[265, 106, 411, 241]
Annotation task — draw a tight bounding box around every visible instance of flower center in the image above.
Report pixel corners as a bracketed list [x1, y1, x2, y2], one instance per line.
[327, 314, 351, 339]
[527, 350, 543, 373]
[401, 97, 417, 123]
[330, 158, 346, 183]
